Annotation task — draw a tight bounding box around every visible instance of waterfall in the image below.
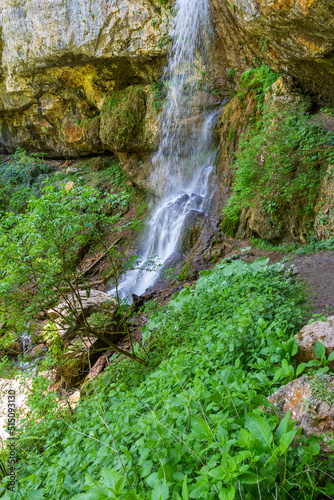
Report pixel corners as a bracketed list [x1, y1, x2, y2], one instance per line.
[112, 0, 215, 299]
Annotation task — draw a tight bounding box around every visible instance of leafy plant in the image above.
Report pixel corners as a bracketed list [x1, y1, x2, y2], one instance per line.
[0, 185, 146, 365]
[223, 67, 334, 238]
[0, 149, 53, 214]
[3, 258, 332, 498]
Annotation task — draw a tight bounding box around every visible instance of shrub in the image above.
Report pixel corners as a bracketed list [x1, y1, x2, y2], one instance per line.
[223, 72, 334, 235]
[0, 149, 53, 214]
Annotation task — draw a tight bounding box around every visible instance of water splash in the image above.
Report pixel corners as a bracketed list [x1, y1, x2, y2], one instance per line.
[111, 0, 216, 299]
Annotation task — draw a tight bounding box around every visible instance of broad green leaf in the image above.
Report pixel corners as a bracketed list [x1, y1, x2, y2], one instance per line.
[306, 360, 321, 367]
[26, 491, 45, 500]
[314, 341, 326, 359]
[101, 468, 125, 492]
[328, 351, 334, 362]
[190, 415, 212, 441]
[238, 472, 263, 484]
[286, 339, 298, 357]
[275, 412, 291, 442]
[281, 359, 290, 376]
[71, 487, 110, 500]
[151, 480, 169, 500]
[219, 486, 235, 500]
[122, 493, 139, 500]
[246, 413, 273, 449]
[182, 475, 189, 500]
[279, 429, 297, 454]
[295, 363, 306, 377]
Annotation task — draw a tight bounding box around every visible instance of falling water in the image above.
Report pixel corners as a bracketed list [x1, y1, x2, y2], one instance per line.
[113, 0, 216, 299]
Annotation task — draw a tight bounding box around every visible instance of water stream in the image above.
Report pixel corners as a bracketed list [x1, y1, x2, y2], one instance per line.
[112, 0, 215, 299]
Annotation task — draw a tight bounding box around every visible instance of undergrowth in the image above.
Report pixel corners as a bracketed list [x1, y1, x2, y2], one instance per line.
[0, 149, 53, 214]
[2, 259, 333, 499]
[251, 235, 334, 255]
[222, 66, 334, 238]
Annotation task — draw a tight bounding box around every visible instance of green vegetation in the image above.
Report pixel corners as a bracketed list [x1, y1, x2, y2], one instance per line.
[222, 66, 334, 238]
[0, 184, 145, 364]
[152, 81, 165, 110]
[0, 149, 53, 214]
[227, 68, 235, 79]
[250, 235, 334, 254]
[1, 258, 333, 498]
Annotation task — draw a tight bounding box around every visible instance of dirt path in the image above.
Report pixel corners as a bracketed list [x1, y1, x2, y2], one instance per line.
[290, 251, 334, 317]
[213, 240, 334, 318]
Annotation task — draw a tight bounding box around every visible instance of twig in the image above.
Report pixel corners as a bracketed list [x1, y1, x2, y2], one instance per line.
[77, 235, 123, 279]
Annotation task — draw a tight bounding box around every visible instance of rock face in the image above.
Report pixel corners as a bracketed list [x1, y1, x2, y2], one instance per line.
[268, 375, 334, 442]
[314, 166, 334, 241]
[295, 316, 334, 364]
[211, 0, 334, 102]
[0, 0, 170, 157]
[47, 289, 117, 341]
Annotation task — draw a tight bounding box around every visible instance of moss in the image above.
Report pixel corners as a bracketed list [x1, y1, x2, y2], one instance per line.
[99, 86, 147, 152]
[221, 216, 239, 237]
[228, 129, 237, 143]
[177, 261, 192, 282]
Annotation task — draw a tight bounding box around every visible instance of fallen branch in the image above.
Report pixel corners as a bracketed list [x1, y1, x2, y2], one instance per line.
[77, 235, 123, 279]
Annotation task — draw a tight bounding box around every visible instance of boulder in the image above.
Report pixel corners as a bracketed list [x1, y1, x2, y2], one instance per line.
[64, 181, 75, 193]
[23, 344, 47, 362]
[295, 317, 334, 364]
[46, 290, 122, 386]
[47, 290, 117, 341]
[268, 375, 334, 442]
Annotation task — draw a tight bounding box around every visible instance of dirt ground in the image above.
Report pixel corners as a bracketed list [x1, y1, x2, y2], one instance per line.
[226, 243, 334, 318]
[290, 251, 334, 317]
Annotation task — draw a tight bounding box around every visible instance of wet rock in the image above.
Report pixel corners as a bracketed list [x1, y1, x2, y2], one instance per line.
[268, 375, 334, 441]
[2, 341, 23, 356]
[177, 210, 206, 255]
[90, 157, 109, 172]
[0, 0, 171, 156]
[100, 86, 147, 153]
[204, 245, 225, 262]
[295, 317, 334, 364]
[23, 344, 47, 362]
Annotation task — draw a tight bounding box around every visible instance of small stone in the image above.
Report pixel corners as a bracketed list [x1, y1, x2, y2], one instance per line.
[66, 166, 79, 175]
[68, 390, 80, 406]
[125, 181, 134, 187]
[64, 181, 75, 193]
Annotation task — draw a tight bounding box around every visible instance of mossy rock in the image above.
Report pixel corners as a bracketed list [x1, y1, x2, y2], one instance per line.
[99, 86, 147, 153]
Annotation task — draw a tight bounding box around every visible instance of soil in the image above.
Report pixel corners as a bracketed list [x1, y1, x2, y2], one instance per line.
[289, 251, 334, 317]
[222, 241, 334, 318]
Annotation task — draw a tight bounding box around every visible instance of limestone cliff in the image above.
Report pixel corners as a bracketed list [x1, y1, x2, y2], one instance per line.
[211, 0, 334, 102]
[0, 0, 171, 156]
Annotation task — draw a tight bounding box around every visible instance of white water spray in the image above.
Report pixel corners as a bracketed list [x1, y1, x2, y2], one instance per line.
[113, 0, 216, 299]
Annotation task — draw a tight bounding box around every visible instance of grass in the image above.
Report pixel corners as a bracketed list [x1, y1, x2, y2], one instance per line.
[251, 236, 334, 255]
